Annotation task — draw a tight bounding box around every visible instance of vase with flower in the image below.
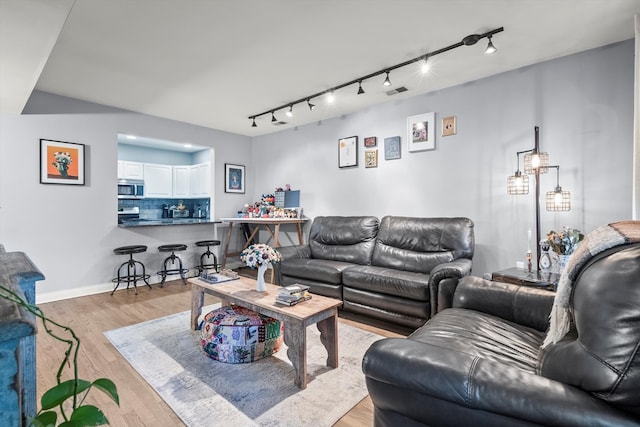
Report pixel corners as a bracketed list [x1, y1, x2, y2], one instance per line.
[240, 243, 282, 291]
[545, 227, 584, 274]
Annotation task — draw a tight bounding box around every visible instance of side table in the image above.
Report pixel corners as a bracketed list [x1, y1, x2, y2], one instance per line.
[491, 267, 558, 292]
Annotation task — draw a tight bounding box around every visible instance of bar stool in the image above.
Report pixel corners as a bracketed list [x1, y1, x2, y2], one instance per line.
[195, 240, 221, 273]
[157, 244, 189, 287]
[111, 245, 151, 295]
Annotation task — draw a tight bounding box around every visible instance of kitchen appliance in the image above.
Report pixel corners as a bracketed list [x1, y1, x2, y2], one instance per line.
[117, 179, 144, 199]
[117, 206, 140, 224]
[172, 208, 190, 218]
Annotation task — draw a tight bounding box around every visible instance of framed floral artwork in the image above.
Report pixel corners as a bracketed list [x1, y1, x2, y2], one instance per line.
[365, 149, 378, 168]
[384, 136, 401, 160]
[225, 163, 245, 193]
[364, 136, 377, 147]
[40, 139, 85, 185]
[407, 112, 435, 152]
[338, 136, 358, 168]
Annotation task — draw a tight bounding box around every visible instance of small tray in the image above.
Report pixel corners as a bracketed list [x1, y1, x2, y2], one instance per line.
[199, 272, 240, 284]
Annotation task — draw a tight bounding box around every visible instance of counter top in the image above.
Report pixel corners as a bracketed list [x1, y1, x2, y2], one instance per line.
[118, 218, 221, 228]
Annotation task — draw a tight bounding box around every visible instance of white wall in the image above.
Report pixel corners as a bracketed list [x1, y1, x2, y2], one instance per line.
[251, 40, 635, 277]
[0, 98, 252, 302]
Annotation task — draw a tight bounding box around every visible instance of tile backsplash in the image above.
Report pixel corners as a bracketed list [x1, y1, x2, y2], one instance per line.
[118, 198, 210, 220]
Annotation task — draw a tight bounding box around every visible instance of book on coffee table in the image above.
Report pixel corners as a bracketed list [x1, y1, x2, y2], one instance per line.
[279, 284, 310, 295]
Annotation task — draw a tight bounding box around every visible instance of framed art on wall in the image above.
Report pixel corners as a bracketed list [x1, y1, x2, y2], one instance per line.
[407, 112, 435, 152]
[364, 136, 377, 147]
[338, 136, 358, 168]
[384, 136, 401, 160]
[40, 139, 85, 185]
[365, 149, 378, 168]
[225, 163, 245, 193]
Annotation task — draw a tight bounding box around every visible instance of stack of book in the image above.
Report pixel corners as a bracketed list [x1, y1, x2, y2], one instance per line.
[276, 284, 312, 306]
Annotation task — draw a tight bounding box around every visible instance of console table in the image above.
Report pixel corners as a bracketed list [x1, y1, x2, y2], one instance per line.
[492, 267, 558, 292]
[219, 217, 307, 267]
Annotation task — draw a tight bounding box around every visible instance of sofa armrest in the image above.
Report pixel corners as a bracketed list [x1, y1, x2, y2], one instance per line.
[362, 338, 639, 427]
[274, 244, 311, 285]
[428, 258, 472, 317]
[452, 276, 554, 332]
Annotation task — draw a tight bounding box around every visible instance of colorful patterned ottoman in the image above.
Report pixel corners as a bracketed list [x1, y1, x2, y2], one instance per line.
[200, 305, 284, 363]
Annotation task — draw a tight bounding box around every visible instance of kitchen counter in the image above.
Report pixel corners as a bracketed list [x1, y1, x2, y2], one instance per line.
[118, 218, 221, 228]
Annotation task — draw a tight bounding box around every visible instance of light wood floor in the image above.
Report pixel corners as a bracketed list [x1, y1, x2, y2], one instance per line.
[36, 279, 408, 427]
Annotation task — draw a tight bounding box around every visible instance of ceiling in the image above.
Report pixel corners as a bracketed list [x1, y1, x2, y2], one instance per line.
[1, 1, 639, 138]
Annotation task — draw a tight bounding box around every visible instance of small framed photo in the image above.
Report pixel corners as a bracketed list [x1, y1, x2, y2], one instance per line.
[384, 136, 401, 160]
[442, 116, 456, 136]
[364, 136, 377, 147]
[338, 136, 358, 168]
[365, 149, 378, 168]
[40, 139, 85, 185]
[407, 112, 435, 152]
[225, 163, 245, 193]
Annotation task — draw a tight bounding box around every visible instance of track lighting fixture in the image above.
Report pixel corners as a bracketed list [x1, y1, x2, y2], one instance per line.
[248, 26, 503, 127]
[383, 71, 391, 86]
[251, 117, 257, 127]
[326, 91, 335, 103]
[484, 35, 497, 54]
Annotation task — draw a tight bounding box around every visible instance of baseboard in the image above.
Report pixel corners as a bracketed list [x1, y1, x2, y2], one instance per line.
[36, 282, 115, 304]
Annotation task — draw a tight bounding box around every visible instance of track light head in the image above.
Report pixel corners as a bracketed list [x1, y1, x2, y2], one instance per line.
[484, 35, 497, 54]
[251, 117, 257, 127]
[271, 111, 277, 122]
[421, 56, 430, 73]
[307, 99, 315, 111]
[357, 81, 365, 95]
[462, 34, 482, 46]
[383, 71, 391, 86]
[286, 105, 293, 117]
[327, 91, 335, 103]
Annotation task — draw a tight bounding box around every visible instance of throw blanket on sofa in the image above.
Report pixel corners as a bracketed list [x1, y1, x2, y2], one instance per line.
[543, 221, 640, 348]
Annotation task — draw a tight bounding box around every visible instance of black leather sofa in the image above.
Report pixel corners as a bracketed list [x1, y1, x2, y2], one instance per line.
[276, 215, 474, 329]
[362, 242, 640, 426]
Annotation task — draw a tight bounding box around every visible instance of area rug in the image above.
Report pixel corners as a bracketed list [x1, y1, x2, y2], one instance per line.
[104, 305, 384, 426]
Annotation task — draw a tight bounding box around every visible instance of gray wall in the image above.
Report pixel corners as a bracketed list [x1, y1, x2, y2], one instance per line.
[251, 40, 635, 276]
[0, 94, 252, 302]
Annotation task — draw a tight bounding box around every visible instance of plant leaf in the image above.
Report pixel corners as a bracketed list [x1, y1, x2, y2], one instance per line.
[40, 379, 92, 410]
[69, 405, 109, 426]
[32, 411, 57, 427]
[91, 378, 120, 406]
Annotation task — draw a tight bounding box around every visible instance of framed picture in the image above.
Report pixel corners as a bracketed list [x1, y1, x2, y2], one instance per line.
[407, 112, 436, 152]
[225, 163, 245, 193]
[364, 136, 377, 147]
[365, 149, 378, 168]
[384, 136, 401, 160]
[40, 139, 85, 185]
[338, 136, 358, 168]
[442, 116, 457, 136]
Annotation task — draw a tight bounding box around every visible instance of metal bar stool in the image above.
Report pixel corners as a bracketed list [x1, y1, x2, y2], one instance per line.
[157, 244, 189, 287]
[195, 240, 221, 273]
[111, 245, 151, 295]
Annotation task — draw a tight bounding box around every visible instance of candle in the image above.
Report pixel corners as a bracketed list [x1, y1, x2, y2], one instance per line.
[527, 228, 532, 253]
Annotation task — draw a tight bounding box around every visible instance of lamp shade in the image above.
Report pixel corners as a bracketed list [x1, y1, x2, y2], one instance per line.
[507, 172, 529, 195]
[524, 152, 549, 174]
[546, 188, 571, 211]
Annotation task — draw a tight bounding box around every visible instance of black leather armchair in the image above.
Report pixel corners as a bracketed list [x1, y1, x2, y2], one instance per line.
[362, 243, 640, 426]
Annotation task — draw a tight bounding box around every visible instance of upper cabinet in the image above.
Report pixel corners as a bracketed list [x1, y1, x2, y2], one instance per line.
[190, 163, 211, 197]
[117, 160, 144, 180]
[144, 163, 172, 198]
[172, 166, 191, 198]
[143, 162, 210, 198]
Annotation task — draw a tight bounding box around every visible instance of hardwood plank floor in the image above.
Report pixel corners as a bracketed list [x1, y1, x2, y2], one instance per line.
[36, 280, 407, 426]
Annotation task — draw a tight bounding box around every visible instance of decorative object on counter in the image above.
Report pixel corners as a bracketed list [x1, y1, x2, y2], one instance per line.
[157, 244, 189, 287]
[40, 138, 85, 185]
[407, 112, 436, 152]
[384, 136, 401, 160]
[546, 227, 584, 274]
[338, 135, 358, 168]
[224, 163, 245, 193]
[195, 240, 221, 273]
[111, 245, 151, 295]
[539, 239, 553, 272]
[240, 244, 282, 292]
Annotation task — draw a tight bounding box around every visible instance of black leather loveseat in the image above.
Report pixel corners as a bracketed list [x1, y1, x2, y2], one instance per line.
[276, 215, 474, 329]
[362, 236, 640, 426]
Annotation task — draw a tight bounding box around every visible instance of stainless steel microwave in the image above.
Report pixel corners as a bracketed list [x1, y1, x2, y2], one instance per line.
[117, 179, 144, 199]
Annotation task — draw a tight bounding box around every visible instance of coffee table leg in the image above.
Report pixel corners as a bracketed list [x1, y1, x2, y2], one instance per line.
[191, 284, 204, 330]
[317, 313, 338, 368]
[283, 322, 307, 389]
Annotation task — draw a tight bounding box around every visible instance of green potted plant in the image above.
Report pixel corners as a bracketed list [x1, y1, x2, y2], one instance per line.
[0, 285, 119, 426]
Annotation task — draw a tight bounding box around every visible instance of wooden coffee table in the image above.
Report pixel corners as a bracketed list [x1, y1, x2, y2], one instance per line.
[189, 276, 343, 389]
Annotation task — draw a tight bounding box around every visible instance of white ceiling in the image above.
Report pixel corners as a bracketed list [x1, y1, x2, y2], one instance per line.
[1, 1, 639, 138]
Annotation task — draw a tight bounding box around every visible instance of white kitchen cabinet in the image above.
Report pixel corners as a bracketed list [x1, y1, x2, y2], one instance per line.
[143, 163, 172, 198]
[190, 162, 211, 197]
[173, 166, 191, 198]
[117, 161, 144, 180]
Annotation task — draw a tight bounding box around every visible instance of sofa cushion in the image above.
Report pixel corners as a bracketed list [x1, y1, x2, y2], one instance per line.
[371, 216, 474, 273]
[309, 216, 379, 265]
[279, 257, 356, 285]
[342, 265, 430, 301]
